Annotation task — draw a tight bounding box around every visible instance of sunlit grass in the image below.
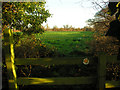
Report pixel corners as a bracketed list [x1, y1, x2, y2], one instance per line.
[35, 31, 94, 57]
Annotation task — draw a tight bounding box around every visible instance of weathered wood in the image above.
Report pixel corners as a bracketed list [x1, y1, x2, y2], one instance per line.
[4, 28, 18, 89]
[17, 76, 96, 85]
[103, 54, 120, 63]
[106, 55, 118, 63]
[15, 57, 95, 65]
[97, 53, 107, 90]
[6, 62, 18, 89]
[105, 81, 120, 88]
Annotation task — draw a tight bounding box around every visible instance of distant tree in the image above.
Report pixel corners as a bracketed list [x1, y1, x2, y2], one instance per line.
[63, 25, 73, 30]
[2, 2, 51, 35]
[53, 25, 58, 30]
[46, 24, 50, 30]
[83, 26, 93, 31]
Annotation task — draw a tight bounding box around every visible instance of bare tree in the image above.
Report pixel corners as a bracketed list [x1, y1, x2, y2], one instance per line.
[86, 0, 115, 36]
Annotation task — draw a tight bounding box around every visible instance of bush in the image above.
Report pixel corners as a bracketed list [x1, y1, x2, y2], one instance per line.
[89, 36, 120, 56]
[14, 35, 58, 58]
[13, 32, 23, 45]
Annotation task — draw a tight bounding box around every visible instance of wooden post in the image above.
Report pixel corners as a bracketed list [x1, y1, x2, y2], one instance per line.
[3, 27, 18, 89]
[97, 53, 107, 90]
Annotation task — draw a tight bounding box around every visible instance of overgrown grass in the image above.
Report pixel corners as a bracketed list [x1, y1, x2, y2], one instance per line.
[35, 31, 94, 57]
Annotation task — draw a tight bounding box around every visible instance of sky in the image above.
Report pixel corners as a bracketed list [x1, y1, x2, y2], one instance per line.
[42, 0, 108, 28]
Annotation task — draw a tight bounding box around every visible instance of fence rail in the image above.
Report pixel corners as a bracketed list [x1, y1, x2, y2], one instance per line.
[17, 76, 96, 85]
[14, 57, 95, 65]
[16, 77, 120, 88]
[14, 55, 120, 66]
[105, 81, 120, 88]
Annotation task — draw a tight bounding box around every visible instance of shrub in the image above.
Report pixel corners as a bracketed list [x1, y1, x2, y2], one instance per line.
[13, 32, 23, 45]
[14, 35, 58, 58]
[89, 36, 119, 56]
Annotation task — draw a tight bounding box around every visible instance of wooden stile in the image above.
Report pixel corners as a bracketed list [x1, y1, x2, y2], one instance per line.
[3, 27, 120, 89]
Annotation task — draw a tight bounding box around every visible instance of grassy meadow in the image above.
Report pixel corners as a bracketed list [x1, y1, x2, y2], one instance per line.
[35, 31, 94, 57]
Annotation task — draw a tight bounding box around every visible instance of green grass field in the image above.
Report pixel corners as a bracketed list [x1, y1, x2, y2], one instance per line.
[35, 31, 94, 57]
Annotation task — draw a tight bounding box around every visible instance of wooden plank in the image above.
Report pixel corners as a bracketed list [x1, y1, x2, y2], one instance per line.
[106, 55, 119, 63]
[105, 81, 120, 88]
[17, 76, 96, 85]
[107, 60, 120, 63]
[15, 57, 95, 65]
[97, 53, 107, 89]
[105, 55, 120, 63]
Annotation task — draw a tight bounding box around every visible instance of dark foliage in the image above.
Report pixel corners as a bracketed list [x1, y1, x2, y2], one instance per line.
[105, 20, 120, 40]
[106, 2, 120, 59]
[108, 2, 118, 16]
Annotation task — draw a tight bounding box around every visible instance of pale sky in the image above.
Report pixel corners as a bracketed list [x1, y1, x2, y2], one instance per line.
[42, 0, 108, 28]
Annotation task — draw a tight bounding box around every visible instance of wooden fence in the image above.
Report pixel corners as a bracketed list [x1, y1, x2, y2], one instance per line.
[3, 28, 120, 89]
